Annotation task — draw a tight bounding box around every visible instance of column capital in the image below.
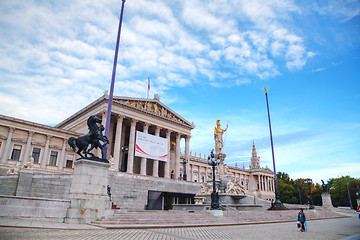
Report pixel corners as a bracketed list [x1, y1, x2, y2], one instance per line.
[155, 126, 161, 134]
[100, 110, 107, 116]
[175, 133, 181, 139]
[143, 122, 150, 129]
[28, 131, 35, 136]
[63, 138, 68, 144]
[130, 119, 138, 126]
[117, 114, 124, 121]
[9, 127, 15, 133]
[185, 135, 191, 141]
[46, 135, 52, 140]
[165, 129, 172, 137]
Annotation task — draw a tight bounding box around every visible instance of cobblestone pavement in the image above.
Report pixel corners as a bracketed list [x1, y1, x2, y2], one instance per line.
[0, 216, 359, 240]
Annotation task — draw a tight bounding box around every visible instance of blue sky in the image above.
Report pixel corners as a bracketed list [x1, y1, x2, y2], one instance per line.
[0, 0, 359, 183]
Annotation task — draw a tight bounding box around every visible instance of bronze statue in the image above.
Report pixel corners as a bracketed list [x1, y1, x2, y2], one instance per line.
[68, 115, 109, 160]
[321, 179, 330, 193]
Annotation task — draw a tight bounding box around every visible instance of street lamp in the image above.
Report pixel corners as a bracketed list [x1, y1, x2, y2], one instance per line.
[208, 149, 220, 210]
[120, 146, 128, 172]
[346, 182, 353, 209]
[304, 179, 314, 209]
[297, 187, 302, 205]
[182, 159, 188, 181]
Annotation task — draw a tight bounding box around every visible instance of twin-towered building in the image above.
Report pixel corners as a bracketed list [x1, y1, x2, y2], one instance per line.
[0, 93, 275, 209]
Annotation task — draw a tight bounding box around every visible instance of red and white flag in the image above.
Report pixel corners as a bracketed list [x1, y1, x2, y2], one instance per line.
[147, 77, 150, 99]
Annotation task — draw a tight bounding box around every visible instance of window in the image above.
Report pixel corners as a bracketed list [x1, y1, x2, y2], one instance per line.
[49, 151, 58, 166]
[65, 154, 74, 168]
[11, 144, 22, 160]
[32, 148, 41, 164]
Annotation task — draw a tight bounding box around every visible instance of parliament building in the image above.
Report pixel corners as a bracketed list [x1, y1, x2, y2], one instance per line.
[0, 93, 275, 210]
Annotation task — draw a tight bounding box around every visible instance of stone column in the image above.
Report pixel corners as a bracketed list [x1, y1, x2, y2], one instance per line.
[189, 164, 193, 181]
[140, 123, 150, 175]
[113, 115, 124, 171]
[40, 135, 51, 169]
[164, 130, 171, 179]
[152, 126, 161, 177]
[175, 133, 181, 179]
[22, 131, 34, 164]
[258, 175, 261, 190]
[198, 166, 201, 182]
[98, 110, 107, 157]
[272, 178, 275, 192]
[58, 139, 67, 170]
[1, 127, 15, 163]
[184, 136, 190, 181]
[126, 119, 137, 174]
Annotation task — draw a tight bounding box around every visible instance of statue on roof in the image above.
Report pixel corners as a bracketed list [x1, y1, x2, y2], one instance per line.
[214, 120, 228, 154]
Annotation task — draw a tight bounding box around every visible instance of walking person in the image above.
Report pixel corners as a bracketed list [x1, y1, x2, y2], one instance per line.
[298, 208, 306, 232]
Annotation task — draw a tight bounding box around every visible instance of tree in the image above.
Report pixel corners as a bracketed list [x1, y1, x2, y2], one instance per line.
[329, 176, 360, 209]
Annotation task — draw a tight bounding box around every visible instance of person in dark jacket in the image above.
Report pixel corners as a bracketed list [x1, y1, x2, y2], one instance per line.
[298, 208, 306, 232]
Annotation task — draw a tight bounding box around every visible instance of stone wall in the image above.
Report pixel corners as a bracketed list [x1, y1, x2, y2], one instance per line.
[109, 171, 202, 210]
[0, 175, 18, 196]
[0, 195, 70, 222]
[0, 171, 72, 200]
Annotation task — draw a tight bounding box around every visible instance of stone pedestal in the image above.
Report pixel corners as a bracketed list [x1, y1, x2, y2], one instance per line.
[15, 169, 34, 197]
[65, 159, 111, 224]
[321, 193, 334, 211]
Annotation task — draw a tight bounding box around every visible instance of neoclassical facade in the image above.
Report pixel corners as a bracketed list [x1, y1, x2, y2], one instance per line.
[0, 94, 275, 202]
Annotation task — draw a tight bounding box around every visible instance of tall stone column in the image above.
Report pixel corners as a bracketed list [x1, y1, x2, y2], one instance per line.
[126, 119, 137, 174]
[113, 115, 124, 171]
[258, 175, 261, 190]
[98, 110, 107, 157]
[164, 130, 171, 179]
[185, 136, 190, 181]
[272, 178, 275, 192]
[175, 133, 181, 179]
[1, 127, 15, 163]
[140, 123, 150, 175]
[22, 131, 34, 164]
[58, 139, 67, 170]
[198, 166, 201, 182]
[152, 126, 160, 177]
[40, 135, 51, 169]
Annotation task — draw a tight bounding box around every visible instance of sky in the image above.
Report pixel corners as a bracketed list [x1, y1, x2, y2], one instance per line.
[0, 0, 359, 184]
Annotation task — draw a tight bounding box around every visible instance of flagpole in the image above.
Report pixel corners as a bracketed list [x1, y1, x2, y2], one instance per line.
[264, 87, 283, 208]
[104, 0, 126, 158]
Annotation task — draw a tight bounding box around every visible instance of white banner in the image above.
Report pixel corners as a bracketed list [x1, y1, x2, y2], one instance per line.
[135, 131, 168, 162]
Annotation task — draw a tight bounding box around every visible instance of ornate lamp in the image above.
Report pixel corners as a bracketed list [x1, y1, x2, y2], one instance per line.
[208, 149, 220, 210]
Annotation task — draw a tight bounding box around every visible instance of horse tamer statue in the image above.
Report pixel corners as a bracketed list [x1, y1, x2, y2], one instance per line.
[68, 115, 109, 160]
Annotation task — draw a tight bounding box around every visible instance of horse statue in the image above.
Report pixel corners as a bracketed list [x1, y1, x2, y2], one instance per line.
[321, 179, 330, 193]
[68, 115, 109, 159]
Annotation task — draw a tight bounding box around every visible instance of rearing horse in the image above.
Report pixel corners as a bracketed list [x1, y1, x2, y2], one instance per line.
[68, 115, 105, 159]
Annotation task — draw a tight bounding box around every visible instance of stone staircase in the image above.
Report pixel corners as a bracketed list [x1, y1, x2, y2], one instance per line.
[91, 210, 237, 229]
[90, 208, 347, 229]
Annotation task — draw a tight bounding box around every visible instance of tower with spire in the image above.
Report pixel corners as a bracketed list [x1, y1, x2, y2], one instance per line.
[249, 142, 260, 169]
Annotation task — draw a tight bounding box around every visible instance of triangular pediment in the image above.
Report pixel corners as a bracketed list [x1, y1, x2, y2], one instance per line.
[113, 96, 194, 128]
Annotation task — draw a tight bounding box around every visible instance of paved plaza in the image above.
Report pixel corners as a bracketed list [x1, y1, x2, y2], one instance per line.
[0, 215, 359, 240]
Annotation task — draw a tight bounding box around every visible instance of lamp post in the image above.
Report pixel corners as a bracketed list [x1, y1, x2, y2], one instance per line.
[208, 149, 220, 210]
[304, 179, 314, 209]
[120, 146, 128, 172]
[182, 159, 188, 181]
[346, 182, 353, 209]
[297, 187, 302, 205]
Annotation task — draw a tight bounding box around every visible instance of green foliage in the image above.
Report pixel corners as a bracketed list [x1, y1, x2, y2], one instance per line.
[276, 173, 360, 209]
[328, 176, 360, 209]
